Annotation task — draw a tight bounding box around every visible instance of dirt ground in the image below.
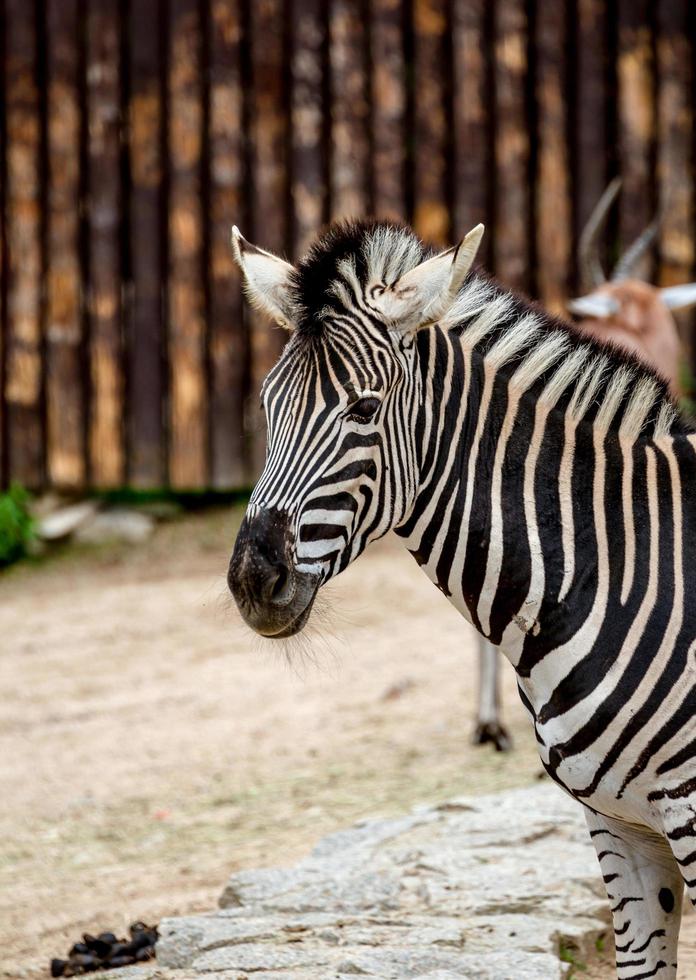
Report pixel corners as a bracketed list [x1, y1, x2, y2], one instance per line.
[1, 506, 694, 978]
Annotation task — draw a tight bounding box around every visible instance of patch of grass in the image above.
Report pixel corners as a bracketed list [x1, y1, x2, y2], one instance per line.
[559, 939, 587, 976]
[0, 485, 34, 568]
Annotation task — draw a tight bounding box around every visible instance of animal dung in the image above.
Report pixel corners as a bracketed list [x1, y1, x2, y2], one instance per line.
[50, 922, 157, 976]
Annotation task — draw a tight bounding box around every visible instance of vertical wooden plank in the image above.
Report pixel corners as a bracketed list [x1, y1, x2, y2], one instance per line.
[168, 0, 207, 488]
[46, 0, 84, 488]
[412, 0, 449, 247]
[575, 0, 609, 248]
[87, 0, 124, 488]
[535, 0, 572, 314]
[655, 0, 695, 368]
[128, 0, 165, 487]
[290, 0, 327, 257]
[493, 0, 529, 291]
[617, 0, 655, 252]
[208, 0, 246, 488]
[451, 0, 488, 260]
[370, 0, 406, 222]
[4, 0, 44, 488]
[0, 1, 7, 487]
[248, 0, 289, 474]
[655, 3, 693, 278]
[329, 0, 370, 220]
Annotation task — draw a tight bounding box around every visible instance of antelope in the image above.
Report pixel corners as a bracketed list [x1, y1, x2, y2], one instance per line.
[568, 176, 696, 395]
[473, 178, 696, 752]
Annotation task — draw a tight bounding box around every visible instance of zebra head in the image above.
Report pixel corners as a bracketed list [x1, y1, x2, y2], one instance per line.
[227, 220, 484, 637]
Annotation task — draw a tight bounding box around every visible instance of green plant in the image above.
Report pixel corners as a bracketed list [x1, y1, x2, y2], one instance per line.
[559, 939, 587, 976]
[0, 484, 34, 567]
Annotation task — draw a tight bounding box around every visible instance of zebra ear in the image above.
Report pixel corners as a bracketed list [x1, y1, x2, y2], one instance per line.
[383, 224, 485, 331]
[231, 226, 297, 329]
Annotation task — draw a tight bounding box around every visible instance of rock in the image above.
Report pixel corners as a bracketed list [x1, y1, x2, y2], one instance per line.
[74, 509, 155, 545]
[157, 785, 608, 979]
[89, 970, 161, 980]
[37, 501, 99, 541]
[29, 492, 71, 520]
[136, 500, 184, 522]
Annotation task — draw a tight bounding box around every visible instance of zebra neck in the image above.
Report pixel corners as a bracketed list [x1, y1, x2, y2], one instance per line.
[394, 325, 688, 687]
[396, 337, 585, 647]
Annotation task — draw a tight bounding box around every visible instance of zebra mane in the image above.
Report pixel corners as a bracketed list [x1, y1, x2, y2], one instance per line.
[290, 219, 426, 334]
[290, 220, 690, 440]
[440, 274, 690, 440]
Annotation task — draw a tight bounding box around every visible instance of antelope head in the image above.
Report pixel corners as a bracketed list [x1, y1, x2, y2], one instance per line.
[567, 179, 696, 395]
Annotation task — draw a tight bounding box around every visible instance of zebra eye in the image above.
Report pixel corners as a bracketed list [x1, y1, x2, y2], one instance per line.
[347, 396, 381, 422]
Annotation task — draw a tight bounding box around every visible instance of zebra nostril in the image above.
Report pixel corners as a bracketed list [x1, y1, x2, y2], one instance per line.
[267, 562, 290, 602]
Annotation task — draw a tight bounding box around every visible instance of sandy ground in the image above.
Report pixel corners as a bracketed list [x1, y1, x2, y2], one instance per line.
[0, 506, 693, 978]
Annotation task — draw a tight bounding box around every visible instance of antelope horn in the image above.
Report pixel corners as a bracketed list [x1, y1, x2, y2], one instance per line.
[611, 219, 660, 281]
[659, 284, 696, 311]
[578, 177, 622, 292]
[567, 294, 620, 319]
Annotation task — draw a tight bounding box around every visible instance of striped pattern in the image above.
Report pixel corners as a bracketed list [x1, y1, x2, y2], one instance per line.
[241, 220, 696, 978]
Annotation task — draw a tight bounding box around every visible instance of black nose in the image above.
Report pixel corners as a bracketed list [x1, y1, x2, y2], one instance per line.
[228, 510, 294, 608]
[248, 546, 291, 603]
[227, 507, 321, 638]
[265, 559, 289, 601]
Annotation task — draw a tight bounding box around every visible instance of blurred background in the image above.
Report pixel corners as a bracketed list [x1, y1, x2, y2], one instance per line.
[1, 0, 695, 496]
[4, 4, 696, 975]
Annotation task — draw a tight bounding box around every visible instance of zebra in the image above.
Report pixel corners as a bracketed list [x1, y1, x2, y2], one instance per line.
[227, 217, 696, 979]
[475, 183, 696, 756]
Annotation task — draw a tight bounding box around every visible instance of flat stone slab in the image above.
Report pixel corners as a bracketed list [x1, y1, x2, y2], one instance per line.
[155, 784, 608, 979]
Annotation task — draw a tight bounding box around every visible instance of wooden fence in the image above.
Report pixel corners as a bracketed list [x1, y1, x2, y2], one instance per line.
[1, 0, 695, 491]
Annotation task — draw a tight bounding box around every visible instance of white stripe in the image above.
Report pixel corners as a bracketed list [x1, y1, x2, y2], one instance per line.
[619, 439, 635, 605]
[477, 387, 522, 635]
[557, 416, 578, 604]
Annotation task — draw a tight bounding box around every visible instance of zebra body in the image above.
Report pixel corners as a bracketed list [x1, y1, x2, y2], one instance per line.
[228, 219, 696, 978]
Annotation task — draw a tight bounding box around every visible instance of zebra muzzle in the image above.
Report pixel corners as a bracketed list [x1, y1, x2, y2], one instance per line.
[227, 509, 320, 638]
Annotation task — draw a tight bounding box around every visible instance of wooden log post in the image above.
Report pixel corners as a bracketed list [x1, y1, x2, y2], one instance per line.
[168, 0, 207, 489]
[0, 6, 5, 487]
[575, 0, 610, 273]
[655, 0, 694, 367]
[87, 0, 124, 489]
[4, 0, 44, 488]
[370, 0, 406, 222]
[290, 0, 327, 258]
[493, 0, 530, 292]
[329, 0, 370, 221]
[617, 0, 655, 264]
[127, 0, 165, 488]
[412, 0, 450, 247]
[451, 0, 489, 262]
[46, 0, 84, 488]
[248, 0, 289, 475]
[208, 0, 246, 488]
[535, 0, 572, 314]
